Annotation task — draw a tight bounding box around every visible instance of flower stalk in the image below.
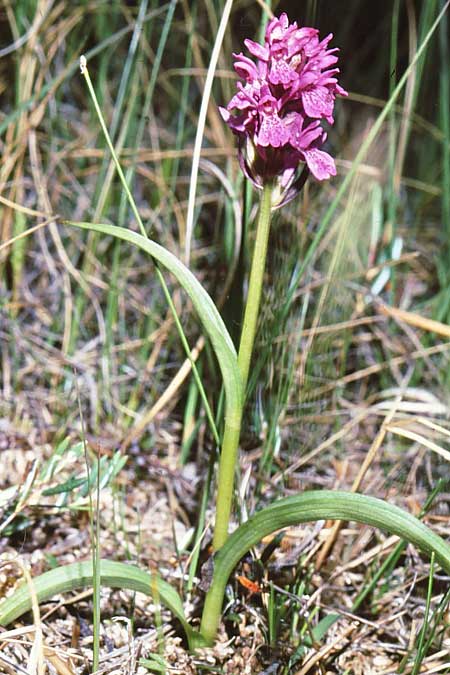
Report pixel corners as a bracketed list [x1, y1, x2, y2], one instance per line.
[212, 182, 273, 550]
[237, 182, 273, 391]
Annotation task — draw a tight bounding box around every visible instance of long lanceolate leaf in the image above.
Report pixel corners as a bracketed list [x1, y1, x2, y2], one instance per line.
[1, 491, 450, 648]
[200, 490, 450, 644]
[0, 560, 200, 648]
[64, 220, 243, 419]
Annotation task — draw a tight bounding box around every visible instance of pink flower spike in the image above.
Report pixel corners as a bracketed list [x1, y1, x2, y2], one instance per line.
[221, 12, 346, 199]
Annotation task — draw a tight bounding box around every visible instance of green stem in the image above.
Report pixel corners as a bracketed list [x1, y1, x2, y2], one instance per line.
[211, 408, 242, 550]
[212, 183, 273, 551]
[237, 182, 273, 392]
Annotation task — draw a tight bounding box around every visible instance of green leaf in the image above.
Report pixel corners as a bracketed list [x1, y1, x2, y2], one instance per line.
[42, 476, 87, 496]
[139, 655, 167, 673]
[39, 438, 71, 482]
[0, 559, 200, 648]
[309, 612, 341, 644]
[63, 220, 243, 417]
[200, 490, 450, 644]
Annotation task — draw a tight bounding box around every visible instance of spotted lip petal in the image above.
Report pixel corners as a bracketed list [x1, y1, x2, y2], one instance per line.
[221, 12, 346, 200]
[302, 148, 336, 180]
[287, 115, 324, 150]
[257, 112, 291, 147]
[269, 58, 298, 86]
[302, 86, 335, 123]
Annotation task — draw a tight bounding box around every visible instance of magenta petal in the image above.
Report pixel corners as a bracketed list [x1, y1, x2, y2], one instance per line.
[302, 149, 336, 180]
[227, 82, 256, 111]
[319, 53, 339, 69]
[295, 27, 318, 41]
[227, 93, 251, 111]
[298, 71, 320, 88]
[317, 68, 340, 85]
[219, 106, 230, 122]
[266, 12, 290, 41]
[234, 61, 257, 81]
[257, 114, 290, 147]
[221, 107, 256, 134]
[302, 86, 335, 119]
[269, 59, 297, 86]
[233, 53, 259, 81]
[244, 38, 269, 61]
[290, 119, 323, 150]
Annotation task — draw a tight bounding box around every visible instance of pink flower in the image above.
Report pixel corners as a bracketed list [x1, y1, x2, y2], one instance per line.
[220, 13, 347, 206]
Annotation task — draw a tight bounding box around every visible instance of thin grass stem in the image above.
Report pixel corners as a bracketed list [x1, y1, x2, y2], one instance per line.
[79, 56, 220, 446]
[184, 0, 233, 264]
[75, 372, 101, 671]
[411, 552, 435, 675]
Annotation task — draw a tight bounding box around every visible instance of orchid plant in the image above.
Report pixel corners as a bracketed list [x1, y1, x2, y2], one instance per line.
[1, 12, 450, 656]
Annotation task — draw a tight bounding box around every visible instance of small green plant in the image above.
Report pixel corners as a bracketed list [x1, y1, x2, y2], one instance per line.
[1, 8, 450, 657]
